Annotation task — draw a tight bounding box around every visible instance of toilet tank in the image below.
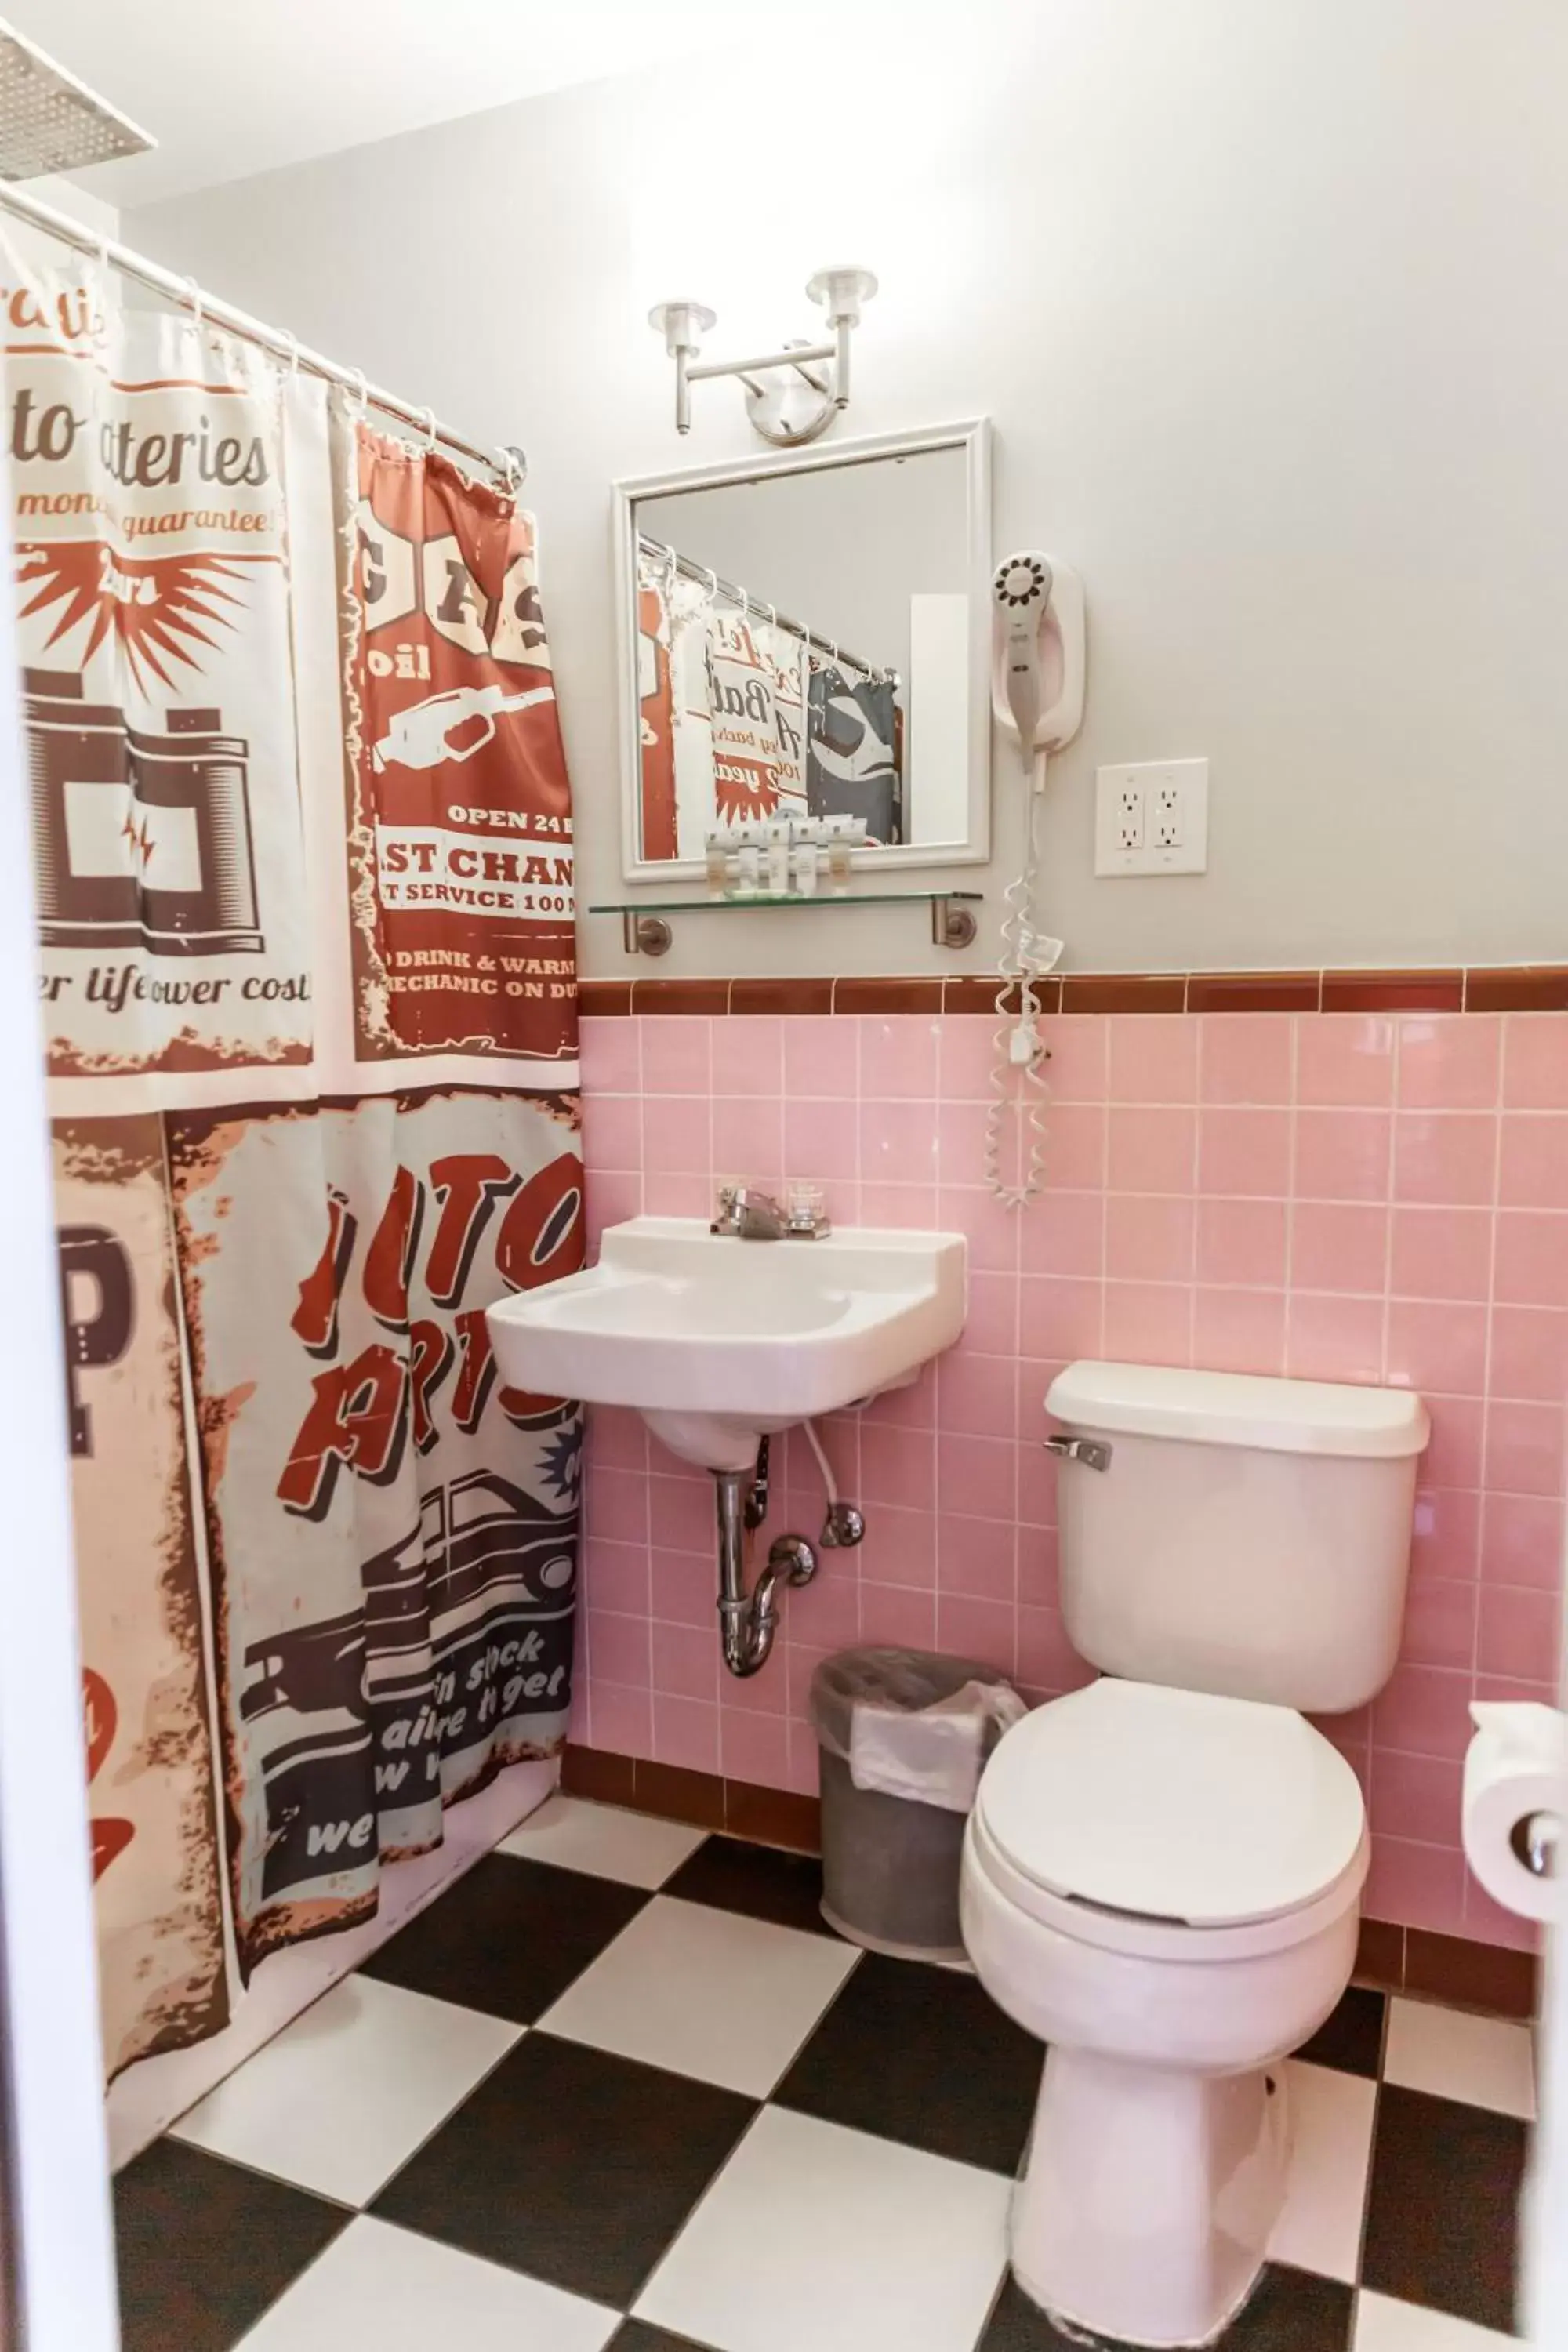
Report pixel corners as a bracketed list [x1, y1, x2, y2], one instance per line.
[1045, 1362, 1430, 1715]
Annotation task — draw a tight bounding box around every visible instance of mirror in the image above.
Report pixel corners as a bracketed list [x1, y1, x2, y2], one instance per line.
[615, 421, 990, 880]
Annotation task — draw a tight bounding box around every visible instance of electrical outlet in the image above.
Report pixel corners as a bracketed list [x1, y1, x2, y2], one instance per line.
[1095, 760, 1208, 876]
[1116, 785, 1145, 851]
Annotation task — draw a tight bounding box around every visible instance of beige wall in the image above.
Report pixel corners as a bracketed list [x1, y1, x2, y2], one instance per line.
[125, 0, 1568, 981]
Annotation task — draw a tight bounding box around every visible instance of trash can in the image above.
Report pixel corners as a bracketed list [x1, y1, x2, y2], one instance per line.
[809, 1646, 1025, 1962]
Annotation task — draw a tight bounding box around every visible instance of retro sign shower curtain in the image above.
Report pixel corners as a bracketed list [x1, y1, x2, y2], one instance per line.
[5, 238, 581, 2074]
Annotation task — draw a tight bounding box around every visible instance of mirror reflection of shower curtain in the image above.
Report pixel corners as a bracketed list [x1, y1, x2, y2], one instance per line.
[806, 656, 903, 844]
[635, 557, 677, 860]
[636, 537, 896, 856]
[763, 621, 806, 820]
[706, 606, 779, 826]
[670, 575, 718, 859]
[635, 546, 724, 862]
[707, 608, 813, 835]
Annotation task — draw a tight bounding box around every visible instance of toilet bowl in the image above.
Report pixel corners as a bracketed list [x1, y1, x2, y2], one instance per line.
[960, 1678, 1367, 2347]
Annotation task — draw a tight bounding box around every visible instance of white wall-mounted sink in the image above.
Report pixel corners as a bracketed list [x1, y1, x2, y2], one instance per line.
[488, 1215, 967, 1471]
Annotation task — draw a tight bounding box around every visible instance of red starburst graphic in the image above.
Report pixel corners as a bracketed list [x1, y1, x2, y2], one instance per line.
[17, 542, 247, 690]
[119, 805, 154, 872]
[714, 762, 782, 826]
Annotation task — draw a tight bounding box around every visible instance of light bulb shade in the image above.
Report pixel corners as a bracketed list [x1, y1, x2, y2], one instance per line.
[648, 299, 717, 357]
[806, 266, 878, 325]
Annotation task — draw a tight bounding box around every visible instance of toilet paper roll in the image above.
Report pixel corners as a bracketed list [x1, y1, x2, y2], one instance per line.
[1461, 1700, 1567, 1926]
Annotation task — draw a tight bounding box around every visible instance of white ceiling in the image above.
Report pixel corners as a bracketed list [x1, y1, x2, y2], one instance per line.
[15, 0, 752, 207]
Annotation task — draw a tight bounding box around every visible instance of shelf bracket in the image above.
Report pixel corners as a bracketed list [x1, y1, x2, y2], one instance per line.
[932, 896, 978, 949]
[622, 912, 673, 957]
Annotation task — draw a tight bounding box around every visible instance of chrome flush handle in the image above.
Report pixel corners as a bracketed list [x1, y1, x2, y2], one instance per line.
[1043, 1434, 1112, 1472]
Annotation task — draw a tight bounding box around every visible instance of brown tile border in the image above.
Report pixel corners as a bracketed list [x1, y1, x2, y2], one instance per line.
[576, 966, 1568, 1019]
[579, 978, 633, 1017]
[632, 1758, 726, 1832]
[1058, 974, 1189, 1015]
[560, 1743, 822, 1854]
[1319, 969, 1466, 1013]
[1185, 972, 1323, 1013]
[831, 976, 946, 1014]
[730, 976, 835, 1015]
[1353, 1918, 1539, 2020]
[1403, 1927, 1538, 2020]
[557, 1743, 637, 1806]
[560, 1746, 1541, 2008]
[724, 1780, 823, 1852]
[943, 975, 1004, 1016]
[1352, 1917, 1406, 1990]
[943, 975, 1056, 1017]
[1465, 966, 1568, 1012]
[629, 977, 731, 1014]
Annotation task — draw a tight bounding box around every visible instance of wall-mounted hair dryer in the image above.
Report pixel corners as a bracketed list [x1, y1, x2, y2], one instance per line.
[986, 551, 1087, 1209]
[990, 551, 1086, 774]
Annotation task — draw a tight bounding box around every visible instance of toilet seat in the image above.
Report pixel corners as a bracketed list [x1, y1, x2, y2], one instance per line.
[973, 1678, 1368, 1955]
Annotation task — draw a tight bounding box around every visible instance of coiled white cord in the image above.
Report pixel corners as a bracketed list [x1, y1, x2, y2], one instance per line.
[985, 747, 1062, 1209]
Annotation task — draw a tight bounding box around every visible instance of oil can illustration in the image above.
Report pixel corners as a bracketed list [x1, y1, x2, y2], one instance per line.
[26, 668, 264, 955]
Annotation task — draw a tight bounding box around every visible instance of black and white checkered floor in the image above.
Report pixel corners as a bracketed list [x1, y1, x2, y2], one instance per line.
[114, 1796, 1534, 2350]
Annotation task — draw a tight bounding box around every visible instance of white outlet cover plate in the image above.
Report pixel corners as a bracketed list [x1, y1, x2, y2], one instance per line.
[1095, 758, 1209, 877]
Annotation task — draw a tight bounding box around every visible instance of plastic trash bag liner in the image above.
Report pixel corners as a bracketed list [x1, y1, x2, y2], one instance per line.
[811, 1647, 1027, 1816]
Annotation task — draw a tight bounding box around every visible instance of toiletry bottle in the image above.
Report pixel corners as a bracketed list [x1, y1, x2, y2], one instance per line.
[764, 817, 793, 897]
[793, 832, 819, 896]
[705, 830, 729, 898]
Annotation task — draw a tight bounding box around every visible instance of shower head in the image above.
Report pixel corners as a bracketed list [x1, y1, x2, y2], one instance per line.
[0, 18, 154, 181]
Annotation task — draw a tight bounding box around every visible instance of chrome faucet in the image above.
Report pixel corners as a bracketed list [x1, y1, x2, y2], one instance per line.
[711, 1184, 832, 1240]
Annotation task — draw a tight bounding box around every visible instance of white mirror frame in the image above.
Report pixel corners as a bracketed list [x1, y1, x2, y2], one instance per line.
[612, 417, 993, 884]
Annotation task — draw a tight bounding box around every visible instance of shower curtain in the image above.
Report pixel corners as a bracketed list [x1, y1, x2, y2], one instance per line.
[7, 238, 581, 2076]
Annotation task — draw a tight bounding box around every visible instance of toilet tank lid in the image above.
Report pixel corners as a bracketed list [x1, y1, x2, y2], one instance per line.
[1046, 1361, 1429, 1459]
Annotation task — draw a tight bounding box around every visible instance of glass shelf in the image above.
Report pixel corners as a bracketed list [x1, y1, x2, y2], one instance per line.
[589, 890, 982, 957]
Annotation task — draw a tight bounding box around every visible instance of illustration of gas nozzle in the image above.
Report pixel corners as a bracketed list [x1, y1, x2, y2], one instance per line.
[371, 682, 556, 773]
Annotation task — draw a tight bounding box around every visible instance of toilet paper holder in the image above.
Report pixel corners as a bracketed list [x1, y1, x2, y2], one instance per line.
[1463, 1700, 1565, 1925]
[1511, 1811, 1559, 1878]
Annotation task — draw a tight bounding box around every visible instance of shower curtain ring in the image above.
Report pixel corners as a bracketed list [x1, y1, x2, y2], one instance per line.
[183, 275, 204, 337]
[280, 329, 300, 378]
[350, 368, 368, 417]
[417, 405, 437, 452]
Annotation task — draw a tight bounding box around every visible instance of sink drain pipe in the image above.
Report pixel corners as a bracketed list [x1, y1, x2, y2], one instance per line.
[714, 1470, 817, 1677]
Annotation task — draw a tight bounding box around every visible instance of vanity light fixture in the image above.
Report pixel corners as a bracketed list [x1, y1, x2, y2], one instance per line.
[647, 267, 877, 448]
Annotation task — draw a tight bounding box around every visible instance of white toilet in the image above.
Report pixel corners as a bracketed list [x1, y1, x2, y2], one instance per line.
[960, 1359, 1429, 2350]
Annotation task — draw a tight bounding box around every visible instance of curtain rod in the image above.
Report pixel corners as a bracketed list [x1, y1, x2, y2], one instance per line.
[636, 530, 895, 687]
[0, 179, 525, 489]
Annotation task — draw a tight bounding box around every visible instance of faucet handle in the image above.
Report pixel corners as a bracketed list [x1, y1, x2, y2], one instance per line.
[784, 1181, 832, 1239]
[711, 1183, 742, 1234]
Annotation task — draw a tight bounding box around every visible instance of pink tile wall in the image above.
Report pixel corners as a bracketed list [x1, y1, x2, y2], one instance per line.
[577, 1008, 1568, 1949]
